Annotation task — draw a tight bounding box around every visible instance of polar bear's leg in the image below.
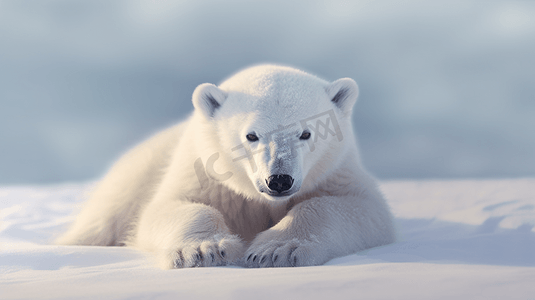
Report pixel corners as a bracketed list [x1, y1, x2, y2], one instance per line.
[244, 194, 396, 268]
[132, 199, 245, 269]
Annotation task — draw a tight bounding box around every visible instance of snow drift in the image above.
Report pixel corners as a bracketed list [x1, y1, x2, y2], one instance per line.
[1, 179, 534, 299]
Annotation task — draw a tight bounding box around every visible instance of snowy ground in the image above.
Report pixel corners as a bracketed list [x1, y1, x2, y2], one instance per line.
[1, 179, 534, 300]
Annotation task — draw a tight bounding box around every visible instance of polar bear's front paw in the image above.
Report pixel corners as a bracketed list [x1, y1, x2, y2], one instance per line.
[244, 238, 324, 268]
[161, 234, 244, 269]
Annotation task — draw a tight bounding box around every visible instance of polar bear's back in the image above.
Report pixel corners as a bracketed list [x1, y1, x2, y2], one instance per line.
[56, 121, 186, 246]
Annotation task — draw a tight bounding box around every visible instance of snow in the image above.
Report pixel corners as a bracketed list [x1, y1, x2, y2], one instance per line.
[1, 179, 534, 299]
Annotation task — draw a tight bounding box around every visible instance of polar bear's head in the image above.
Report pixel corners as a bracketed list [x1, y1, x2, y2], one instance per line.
[192, 65, 359, 202]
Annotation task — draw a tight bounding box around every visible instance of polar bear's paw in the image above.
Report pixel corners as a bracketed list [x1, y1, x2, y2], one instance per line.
[160, 234, 244, 269]
[243, 238, 326, 268]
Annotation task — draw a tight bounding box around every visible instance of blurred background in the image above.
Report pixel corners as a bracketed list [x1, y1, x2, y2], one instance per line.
[1, 0, 534, 185]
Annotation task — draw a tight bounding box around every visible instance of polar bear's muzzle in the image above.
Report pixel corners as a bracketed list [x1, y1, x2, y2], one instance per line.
[264, 174, 295, 196]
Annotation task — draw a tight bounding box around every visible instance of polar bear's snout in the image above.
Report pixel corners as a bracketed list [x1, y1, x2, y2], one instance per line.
[265, 174, 294, 195]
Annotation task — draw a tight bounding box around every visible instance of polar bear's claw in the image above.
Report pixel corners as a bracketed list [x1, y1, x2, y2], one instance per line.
[163, 235, 244, 269]
[244, 238, 324, 268]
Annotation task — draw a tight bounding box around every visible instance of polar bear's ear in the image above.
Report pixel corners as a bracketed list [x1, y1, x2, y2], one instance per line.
[192, 83, 228, 118]
[326, 78, 359, 115]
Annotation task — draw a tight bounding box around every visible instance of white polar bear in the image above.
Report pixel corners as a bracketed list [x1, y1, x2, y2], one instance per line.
[56, 64, 396, 269]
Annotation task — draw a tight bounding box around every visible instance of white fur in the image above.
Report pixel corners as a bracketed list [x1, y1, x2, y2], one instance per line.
[56, 65, 396, 268]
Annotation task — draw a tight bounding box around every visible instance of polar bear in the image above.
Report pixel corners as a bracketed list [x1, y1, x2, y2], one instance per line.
[56, 64, 396, 268]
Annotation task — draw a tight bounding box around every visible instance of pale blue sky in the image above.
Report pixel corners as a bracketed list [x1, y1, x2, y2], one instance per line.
[1, 0, 534, 184]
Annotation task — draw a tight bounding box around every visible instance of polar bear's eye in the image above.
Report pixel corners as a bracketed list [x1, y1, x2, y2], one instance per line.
[300, 131, 311, 140]
[246, 133, 259, 142]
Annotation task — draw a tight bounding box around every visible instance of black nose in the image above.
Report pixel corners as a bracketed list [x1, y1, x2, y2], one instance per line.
[266, 175, 294, 194]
